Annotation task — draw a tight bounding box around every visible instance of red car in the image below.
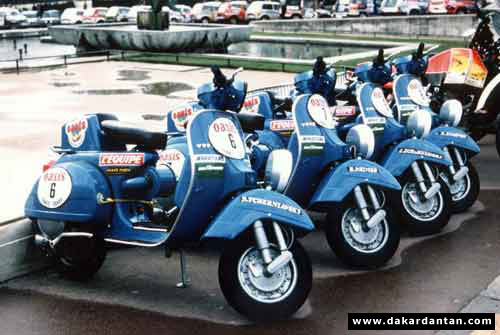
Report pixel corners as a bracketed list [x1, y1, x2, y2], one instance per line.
[428, 0, 477, 14]
[216, 1, 247, 23]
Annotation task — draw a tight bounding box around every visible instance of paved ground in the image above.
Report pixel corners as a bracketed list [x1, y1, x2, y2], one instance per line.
[1, 63, 500, 335]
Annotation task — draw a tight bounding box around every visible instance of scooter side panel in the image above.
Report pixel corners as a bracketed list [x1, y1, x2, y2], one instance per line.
[24, 160, 113, 224]
[425, 126, 480, 155]
[310, 159, 401, 205]
[202, 189, 314, 240]
[381, 138, 451, 176]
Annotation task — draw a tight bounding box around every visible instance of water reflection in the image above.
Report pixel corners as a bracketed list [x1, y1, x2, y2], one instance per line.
[69, 82, 193, 96]
[228, 42, 369, 59]
[0, 37, 75, 61]
[117, 70, 151, 81]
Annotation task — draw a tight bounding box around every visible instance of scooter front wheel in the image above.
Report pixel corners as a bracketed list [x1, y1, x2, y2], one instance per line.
[440, 161, 480, 213]
[325, 199, 400, 268]
[392, 172, 452, 235]
[218, 232, 312, 321]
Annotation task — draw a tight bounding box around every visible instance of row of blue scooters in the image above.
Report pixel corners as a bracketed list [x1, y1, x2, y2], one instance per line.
[24, 43, 480, 321]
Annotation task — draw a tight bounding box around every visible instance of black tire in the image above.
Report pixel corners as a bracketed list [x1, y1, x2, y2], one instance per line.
[441, 161, 480, 213]
[496, 126, 500, 158]
[229, 16, 238, 24]
[291, 14, 302, 19]
[409, 9, 420, 15]
[219, 232, 312, 321]
[325, 197, 400, 268]
[391, 168, 452, 235]
[261, 15, 270, 20]
[201, 17, 209, 23]
[456, 8, 466, 14]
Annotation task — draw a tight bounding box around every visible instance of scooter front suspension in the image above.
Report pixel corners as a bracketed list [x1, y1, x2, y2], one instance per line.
[354, 186, 386, 229]
[452, 147, 469, 181]
[253, 221, 293, 275]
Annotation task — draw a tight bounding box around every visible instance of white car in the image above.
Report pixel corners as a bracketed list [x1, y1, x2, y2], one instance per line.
[246, 1, 281, 21]
[161, 6, 184, 22]
[60, 8, 85, 25]
[0, 7, 27, 28]
[175, 4, 193, 22]
[106, 6, 130, 22]
[41, 10, 61, 25]
[127, 5, 151, 24]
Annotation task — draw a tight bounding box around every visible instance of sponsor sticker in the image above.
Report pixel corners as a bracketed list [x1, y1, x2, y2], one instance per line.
[241, 196, 302, 215]
[348, 166, 379, 173]
[158, 149, 185, 180]
[331, 106, 356, 118]
[99, 153, 145, 166]
[65, 118, 88, 148]
[270, 120, 295, 135]
[105, 167, 132, 175]
[371, 87, 393, 118]
[407, 79, 430, 107]
[37, 167, 72, 209]
[194, 154, 225, 178]
[438, 131, 467, 139]
[171, 105, 194, 131]
[366, 116, 386, 134]
[300, 135, 325, 156]
[241, 95, 261, 114]
[308, 94, 336, 129]
[208, 117, 245, 160]
[398, 148, 443, 160]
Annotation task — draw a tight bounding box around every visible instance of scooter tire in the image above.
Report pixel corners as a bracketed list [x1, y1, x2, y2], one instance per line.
[218, 232, 312, 321]
[445, 162, 480, 214]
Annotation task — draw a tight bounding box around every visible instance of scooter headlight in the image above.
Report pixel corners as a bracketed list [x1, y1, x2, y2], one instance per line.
[407, 110, 432, 138]
[346, 124, 375, 159]
[439, 99, 462, 127]
[264, 149, 293, 193]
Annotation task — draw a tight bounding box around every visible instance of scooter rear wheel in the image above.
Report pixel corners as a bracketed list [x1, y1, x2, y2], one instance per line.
[218, 232, 312, 321]
[325, 198, 400, 268]
[37, 221, 107, 281]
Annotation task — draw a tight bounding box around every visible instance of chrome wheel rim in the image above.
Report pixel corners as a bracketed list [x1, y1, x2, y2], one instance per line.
[441, 172, 471, 202]
[237, 246, 297, 304]
[402, 181, 444, 222]
[341, 207, 389, 254]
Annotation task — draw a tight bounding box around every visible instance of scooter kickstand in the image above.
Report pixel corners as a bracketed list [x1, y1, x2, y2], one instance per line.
[176, 250, 189, 288]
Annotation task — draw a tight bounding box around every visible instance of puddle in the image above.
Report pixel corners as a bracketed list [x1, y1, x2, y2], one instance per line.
[141, 82, 193, 96]
[117, 69, 151, 81]
[51, 82, 80, 88]
[72, 89, 136, 95]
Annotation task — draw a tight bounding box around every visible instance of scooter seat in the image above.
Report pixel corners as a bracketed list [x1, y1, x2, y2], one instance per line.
[101, 120, 167, 150]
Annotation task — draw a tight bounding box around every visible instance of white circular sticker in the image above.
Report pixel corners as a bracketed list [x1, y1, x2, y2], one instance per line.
[371, 87, 393, 118]
[208, 118, 245, 160]
[37, 167, 72, 209]
[307, 94, 336, 129]
[65, 118, 88, 148]
[408, 79, 430, 107]
[157, 149, 185, 180]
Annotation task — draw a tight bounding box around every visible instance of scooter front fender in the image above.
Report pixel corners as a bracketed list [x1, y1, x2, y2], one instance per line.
[201, 189, 314, 240]
[382, 138, 452, 177]
[309, 159, 401, 206]
[425, 126, 480, 156]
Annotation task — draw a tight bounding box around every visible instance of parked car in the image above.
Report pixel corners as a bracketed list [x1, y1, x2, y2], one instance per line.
[161, 6, 184, 22]
[316, 8, 333, 17]
[105, 6, 129, 22]
[22, 10, 45, 27]
[0, 7, 27, 28]
[348, 0, 375, 16]
[61, 8, 85, 24]
[41, 9, 61, 25]
[216, 1, 247, 23]
[127, 5, 151, 23]
[428, 0, 476, 14]
[283, 2, 305, 18]
[334, 0, 351, 16]
[175, 4, 193, 22]
[246, 1, 281, 20]
[82, 7, 108, 24]
[192, 1, 221, 23]
[380, 0, 428, 14]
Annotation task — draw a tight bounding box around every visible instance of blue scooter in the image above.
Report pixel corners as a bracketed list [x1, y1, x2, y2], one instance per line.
[163, 67, 401, 268]
[391, 43, 481, 213]
[335, 49, 454, 235]
[25, 105, 314, 320]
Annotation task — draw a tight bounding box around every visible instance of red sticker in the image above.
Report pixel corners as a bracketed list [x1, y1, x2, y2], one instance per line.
[99, 153, 145, 166]
[270, 120, 295, 131]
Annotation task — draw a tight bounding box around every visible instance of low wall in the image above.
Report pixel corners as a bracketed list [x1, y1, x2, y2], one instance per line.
[251, 14, 475, 39]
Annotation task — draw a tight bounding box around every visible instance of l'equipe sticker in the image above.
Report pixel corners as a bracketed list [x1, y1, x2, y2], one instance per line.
[99, 153, 145, 166]
[158, 149, 185, 180]
[270, 120, 295, 132]
[407, 79, 430, 107]
[371, 87, 393, 118]
[308, 94, 336, 129]
[208, 117, 245, 160]
[65, 118, 88, 148]
[331, 106, 356, 117]
[37, 167, 72, 209]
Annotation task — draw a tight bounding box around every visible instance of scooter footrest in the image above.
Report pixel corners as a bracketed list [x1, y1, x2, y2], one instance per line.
[133, 221, 169, 232]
